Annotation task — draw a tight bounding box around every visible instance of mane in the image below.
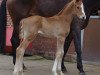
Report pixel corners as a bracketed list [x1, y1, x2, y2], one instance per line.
[57, 0, 75, 15]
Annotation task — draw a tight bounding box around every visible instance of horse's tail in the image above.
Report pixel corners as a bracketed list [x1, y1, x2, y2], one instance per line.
[0, 0, 7, 53]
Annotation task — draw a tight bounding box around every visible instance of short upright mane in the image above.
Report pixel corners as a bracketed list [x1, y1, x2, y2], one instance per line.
[57, 0, 75, 15]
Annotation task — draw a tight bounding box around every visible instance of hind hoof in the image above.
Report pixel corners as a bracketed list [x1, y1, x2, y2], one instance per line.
[80, 72, 86, 75]
[23, 65, 27, 70]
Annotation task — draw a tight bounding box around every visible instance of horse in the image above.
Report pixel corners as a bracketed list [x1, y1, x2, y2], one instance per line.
[13, 0, 85, 75]
[61, 0, 100, 74]
[0, 0, 6, 53]
[0, 0, 99, 75]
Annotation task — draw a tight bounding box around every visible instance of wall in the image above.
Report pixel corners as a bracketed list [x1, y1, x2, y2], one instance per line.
[83, 17, 100, 62]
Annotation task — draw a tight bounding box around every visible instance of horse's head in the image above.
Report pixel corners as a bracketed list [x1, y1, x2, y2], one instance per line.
[73, 0, 86, 20]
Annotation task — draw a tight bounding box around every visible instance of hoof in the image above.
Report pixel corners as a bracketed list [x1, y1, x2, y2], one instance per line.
[80, 72, 86, 75]
[13, 71, 24, 75]
[62, 68, 67, 73]
[23, 64, 27, 70]
[60, 71, 64, 75]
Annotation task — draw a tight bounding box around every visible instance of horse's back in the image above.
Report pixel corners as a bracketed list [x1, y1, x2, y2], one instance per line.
[7, 0, 34, 18]
[7, 0, 71, 18]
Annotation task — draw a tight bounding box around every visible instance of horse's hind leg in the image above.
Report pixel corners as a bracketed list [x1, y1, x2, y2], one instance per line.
[13, 39, 28, 75]
[10, 21, 26, 70]
[13, 37, 33, 75]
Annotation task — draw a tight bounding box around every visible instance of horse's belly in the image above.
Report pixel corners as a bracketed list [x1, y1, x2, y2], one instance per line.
[38, 25, 67, 38]
[38, 30, 56, 38]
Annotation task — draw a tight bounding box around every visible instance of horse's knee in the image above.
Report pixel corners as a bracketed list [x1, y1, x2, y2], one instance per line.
[56, 51, 64, 59]
[16, 47, 24, 59]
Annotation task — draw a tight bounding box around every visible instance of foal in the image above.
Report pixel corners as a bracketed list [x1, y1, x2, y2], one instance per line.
[13, 0, 85, 75]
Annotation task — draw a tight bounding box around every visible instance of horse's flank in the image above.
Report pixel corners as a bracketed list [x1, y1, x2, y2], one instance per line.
[19, 16, 42, 39]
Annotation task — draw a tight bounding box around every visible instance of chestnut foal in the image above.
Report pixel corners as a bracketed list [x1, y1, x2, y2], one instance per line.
[13, 0, 86, 75]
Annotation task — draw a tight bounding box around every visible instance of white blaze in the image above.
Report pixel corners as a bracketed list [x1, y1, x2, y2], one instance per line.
[80, 2, 86, 19]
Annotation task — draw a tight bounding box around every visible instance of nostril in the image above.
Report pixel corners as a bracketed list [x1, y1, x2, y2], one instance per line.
[80, 15, 86, 20]
[82, 17, 85, 20]
[82, 16, 86, 20]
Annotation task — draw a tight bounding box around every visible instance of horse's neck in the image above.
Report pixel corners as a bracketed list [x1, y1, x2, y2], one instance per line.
[57, 1, 74, 25]
[58, 1, 74, 18]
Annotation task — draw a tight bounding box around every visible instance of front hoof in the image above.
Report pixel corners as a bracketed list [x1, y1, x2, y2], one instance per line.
[80, 72, 86, 75]
[13, 70, 24, 75]
[62, 68, 67, 73]
[60, 71, 64, 75]
[52, 72, 58, 75]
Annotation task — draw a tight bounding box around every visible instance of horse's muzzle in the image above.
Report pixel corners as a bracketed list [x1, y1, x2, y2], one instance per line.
[80, 15, 86, 21]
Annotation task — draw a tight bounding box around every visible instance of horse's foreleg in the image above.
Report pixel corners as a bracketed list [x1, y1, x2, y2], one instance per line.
[13, 39, 30, 75]
[73, 25, 85, 75]
[61, 32, 73, 73]
[52, 37, 65, 75]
